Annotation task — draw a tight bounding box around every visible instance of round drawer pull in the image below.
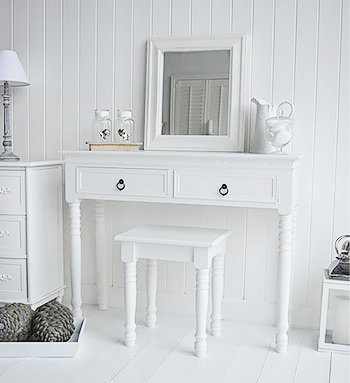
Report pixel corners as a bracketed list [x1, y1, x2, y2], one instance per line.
[219, 184, 229, 196]
[116, 179, 125, 191]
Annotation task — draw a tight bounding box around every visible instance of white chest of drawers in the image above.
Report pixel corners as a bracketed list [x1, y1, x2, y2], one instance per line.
[0, 161, 64, 309]
[64, 150, 301, 353]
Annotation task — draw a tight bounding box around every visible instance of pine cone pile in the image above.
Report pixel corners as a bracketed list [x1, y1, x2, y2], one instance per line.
[0, 303, 33, 342]
[31, 300, 75, 342]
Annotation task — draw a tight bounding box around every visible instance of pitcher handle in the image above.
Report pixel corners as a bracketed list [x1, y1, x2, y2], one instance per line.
[277, 101, 294, 118]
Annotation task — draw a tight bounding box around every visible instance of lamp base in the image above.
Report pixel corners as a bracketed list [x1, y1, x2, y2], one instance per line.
[0, 151, 20, 161]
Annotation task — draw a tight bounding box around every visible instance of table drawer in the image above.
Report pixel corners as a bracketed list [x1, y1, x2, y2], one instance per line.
[0, 216, 26, 256]
[0, 171, 25, 214]
[77, 167, 170, 199]
[174, 169, 277, 203]
[0, 258, 27, 300]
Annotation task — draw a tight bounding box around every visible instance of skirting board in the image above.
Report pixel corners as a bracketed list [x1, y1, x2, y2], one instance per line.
[62, 283, 320, 330]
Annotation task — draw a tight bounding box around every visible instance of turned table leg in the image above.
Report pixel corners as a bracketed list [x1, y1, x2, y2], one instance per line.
[276, 214, 293, 353]
[95, 200, 108, 310]
[68, 201, 82, 318]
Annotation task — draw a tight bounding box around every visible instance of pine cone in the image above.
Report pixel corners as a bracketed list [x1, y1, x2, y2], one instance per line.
[31, 300, 75, 342]
[0, 303, 33, 342]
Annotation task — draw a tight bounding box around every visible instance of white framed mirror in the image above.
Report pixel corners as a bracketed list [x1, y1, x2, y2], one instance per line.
[144, 35, 249, 152]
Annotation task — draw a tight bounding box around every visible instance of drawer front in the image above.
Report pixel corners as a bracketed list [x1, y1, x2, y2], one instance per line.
[0, 216, 26, 256]
[0, 258, 27, 300]
[0, 171, 25, 214]
[174, 169, 277, 203]
[77, 167, 170, 199]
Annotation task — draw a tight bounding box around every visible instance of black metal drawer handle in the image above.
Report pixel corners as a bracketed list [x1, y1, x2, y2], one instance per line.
[116, 179, 125, 191]
[219, 184, 229, 196]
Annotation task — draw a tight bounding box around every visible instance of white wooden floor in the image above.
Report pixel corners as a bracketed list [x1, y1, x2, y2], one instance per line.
[0, 304, 348, 383]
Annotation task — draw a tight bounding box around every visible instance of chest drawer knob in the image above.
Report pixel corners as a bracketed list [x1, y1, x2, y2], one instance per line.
[219, 184, 229, 196]
[0, 187, 12, 194]
[0, 230, 11, 238]
[0, 273, 13, 282]
[116, 179, 126, 191]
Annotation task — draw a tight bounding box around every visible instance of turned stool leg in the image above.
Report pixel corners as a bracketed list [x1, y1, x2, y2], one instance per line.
[146, 259, 157, 327]
[211, 254, 225, 337]
[195, 268, 210, 358]
[124, 261, 137, 347]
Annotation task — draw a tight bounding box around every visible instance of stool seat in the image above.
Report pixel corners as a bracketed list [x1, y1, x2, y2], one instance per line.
[114, 224, 231, 358]
[115, 225, 231, 248]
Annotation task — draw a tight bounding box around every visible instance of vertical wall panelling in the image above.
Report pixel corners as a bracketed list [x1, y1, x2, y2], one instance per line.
[291, 0, 319, 307]
[244, 208, 269, 301]
[13, 0, 30, 161]
[171, 0, 191, 36]
[332, 0, 349, 244]
[0, 1, 12, 154]
[307, 0, 342, 307]
[115, 0, 133, 112]
[96, 0, 114, 137]
[211, 0, 231, 35]
[0, 1, 12, 49]
[224, 208, 247, 300]
[151, 0, 171, 37]
[79, 0, 96, 149]
[165, 204, 188, 294]
[132, 0, 151, 143]
[191, 0, 211, 35]
[45, 0, 62, 160]
[272, 0, 296, 105]
[29, 0, 45, 160]
[244, 0, 274, 303]
[62, 0, 79, 151]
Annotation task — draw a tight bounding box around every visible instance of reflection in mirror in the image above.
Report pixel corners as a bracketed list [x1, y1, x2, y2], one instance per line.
[162, 51, 230, 136]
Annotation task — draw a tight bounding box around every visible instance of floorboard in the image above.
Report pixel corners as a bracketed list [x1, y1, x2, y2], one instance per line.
[0, 305, 347, 383]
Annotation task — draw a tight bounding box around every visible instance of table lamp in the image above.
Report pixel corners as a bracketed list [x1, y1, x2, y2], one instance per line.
[0, 50, 30, 161]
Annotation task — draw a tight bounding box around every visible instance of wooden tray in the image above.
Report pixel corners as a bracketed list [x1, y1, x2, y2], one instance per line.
[86, 142, 142, 151]
[0, 318, 86, 358]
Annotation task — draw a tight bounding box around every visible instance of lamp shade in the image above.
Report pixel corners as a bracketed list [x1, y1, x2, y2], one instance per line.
[0, 50, 30, 86]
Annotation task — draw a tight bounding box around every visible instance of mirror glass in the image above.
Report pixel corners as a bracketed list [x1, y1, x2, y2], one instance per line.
[162, 50, 230, 136]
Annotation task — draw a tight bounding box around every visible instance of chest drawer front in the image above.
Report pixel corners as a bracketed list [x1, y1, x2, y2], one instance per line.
[174, 169, 277, 203]
[77, 167, 170, 199]
[0, 258, 27, 299]
[0, 216, 26, 256]
[0, 171, 25, 214]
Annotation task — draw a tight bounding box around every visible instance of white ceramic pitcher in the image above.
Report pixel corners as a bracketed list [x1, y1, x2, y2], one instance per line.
[250, 98, 278, 153]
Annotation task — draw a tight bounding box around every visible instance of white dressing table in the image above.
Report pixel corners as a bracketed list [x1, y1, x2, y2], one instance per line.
[63, 150, 301, 353]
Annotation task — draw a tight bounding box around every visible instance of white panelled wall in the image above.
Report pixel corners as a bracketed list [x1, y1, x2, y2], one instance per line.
[0, 0, 348, 328]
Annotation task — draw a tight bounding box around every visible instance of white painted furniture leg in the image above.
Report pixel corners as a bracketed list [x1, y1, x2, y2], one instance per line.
[211, 254, 225, 337]
[68, 201, 82, 318]
[146, 259, 157, 327]
[276, 214, 293, 353]
[195, 268, 210, 358]
[95, 200, 108, 310]
[124, 261, 137, 347]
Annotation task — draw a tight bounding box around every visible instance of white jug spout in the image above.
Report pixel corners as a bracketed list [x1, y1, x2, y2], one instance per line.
[251, 98, 270, 107]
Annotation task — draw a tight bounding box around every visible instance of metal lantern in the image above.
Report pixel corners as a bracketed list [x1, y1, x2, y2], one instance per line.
[327, 235, 350, 280]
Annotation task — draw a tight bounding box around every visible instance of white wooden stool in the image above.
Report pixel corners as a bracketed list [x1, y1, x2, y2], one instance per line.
[114, 225, 231, 358]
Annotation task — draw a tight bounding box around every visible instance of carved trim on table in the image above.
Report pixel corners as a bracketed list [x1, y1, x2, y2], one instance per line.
[63, 151, 302, 169]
